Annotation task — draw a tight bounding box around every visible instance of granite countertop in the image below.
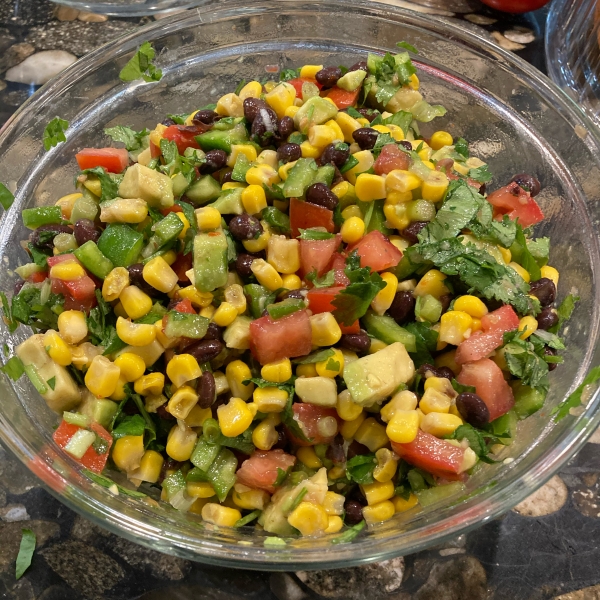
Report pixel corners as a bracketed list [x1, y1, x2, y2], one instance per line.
[2, 1, 600, 599]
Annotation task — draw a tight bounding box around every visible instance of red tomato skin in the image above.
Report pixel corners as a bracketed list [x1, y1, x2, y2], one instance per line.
[161, 205, 183, 216]
[329, 253, 350, 286]
[173, 298, 196, 314]
[480, 0, 549, 13]
[307, 286, 344, 313]
[455, 305, 519, 364]
[75, 148, 129, 173]
[28, 271, 48, 283]
[391, 430, 465, 476]
[235, 450, 296, 493]
[290, 198, 335, 238]
[374, 144, 410, 175]
[289, 403, 341, 446]
[171, 252, 193, 283]
[150, 141, 161, 159]
[249, 309, 313, 365]
[300, 235, 340, 278]
[162, 125, 203, 155]
[456, 358, 515, 421]
[63, 294, 97, 313]
[326, 87, 360, 109]
[347, 230, 403, 272]
[47, 253, 79, 268]
[487, 182, 544, 227]
[52, 421, 112, 474]
[287, 77, 322, 98]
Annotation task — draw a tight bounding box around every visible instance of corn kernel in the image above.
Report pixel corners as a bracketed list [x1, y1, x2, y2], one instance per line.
[387, 124, 405, 141]
[199, 305, 215, 319]
[371, 272, 398, 315]
[392, 493, 419, 512]
[315, 348, 344, 378]
[239, 184, 267, 216]
[212, 301, 238, 327]
[225, 360, 254, 401]
[110, 379, 129, 400]
[85, 355, 121, 398]
[251, 258, 283, 291]
[453, 160, 470, 176]
[120, 285, 153, 320]
[453, 295, 488, 319]
[361, 480, 395, 505]
[256, 149, 278, 170]
[386, 169, 421, 193]
[299, 64, 323, 78]
[166, 354, 201, 388]
[166, 422, 197, 462]
[56, 310, 87, 345]
[519, 315, 538, 339]
[541, 265, 559, 286]
[55, 192, 82, 220]
[215, 92, 244, 117]
[218, 397, 253, 437]
[300, 140, 321, 159]
[184, 403, 212, 428]
[324, 515, 344, 534]
[129, 449, 164, 484]
[439, 310, 473, 345]
[134, 372, 165, 396]
[178, 286, 213, 308]
[308, 124, 337, 148]
[49, 260, 85, 281]
[252, 388, 289, 416]
[345, 150, 375, 185]
[354, 417, 389, 451]
[310, 312, 342, 346]
[335, 112, 362, 143]
[420, 412, 463, 437]
[340, 216, 365, 244]
[373, 448, 398, 483]
[162, 249, 178, 265]
[264, 82, 296, 119]
[419, 387, 452, 414]
[114, 352, 146, 382]
[414, 269, 450, 299]
[261, 358, 293, 383]
[340, 412, 366, 440]
[362, 500, 395, 525]
[287, 502, 329, 536]
[430, 131, 453, 150]
[267, 235, 301, 274]
[296, 363, 318, 378]
[385, 190, 413, 205]
[233, 488, 271, 510]
[408, 73, 420, 90]
[297, 446, 323, 469]
[116, 318, 156, 347]
[167, 385, 199, 419]
[355, 173, 387, 202]
[252, 415, 280, 450]
[195, 206, 222, 231]
[508, 261, 530, 283]
[187, 481, 216, 499]
[202, 503, 241, 527]
[223, 284, 246, 315]
[323, 491, 345, 516]
[227, 144, 258, 168]
[380, 390, 418, 422]
[386, 410, 419, 444]
[324, 119, 344, 142]
[336, 389, 363, 421]
[112, 435, 144, 472]
[143, 256, 178, 293]
[238, 80, 263, 101]
[422, 171, 449, 202]
[43, 330, 72, 366]
[383, 202, 410, 230]
[282, 274, 302, 290]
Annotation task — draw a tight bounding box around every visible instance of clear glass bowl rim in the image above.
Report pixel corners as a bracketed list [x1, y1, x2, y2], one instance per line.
[1, 0, 600, 570]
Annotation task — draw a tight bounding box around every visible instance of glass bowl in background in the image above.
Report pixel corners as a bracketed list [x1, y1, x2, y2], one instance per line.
[1, 0, 600, 569]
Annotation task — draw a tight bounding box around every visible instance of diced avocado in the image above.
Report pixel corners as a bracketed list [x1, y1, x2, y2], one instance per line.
[363, 313, 416, 352]
[193, 231, 229, 292]
[487, 410, 518, 445]
[207, 188, 244, 215]
[223, 316, 252, 350]
[512, 383, 546, 419]
[336, 69, 367, 92]
[79, 392, 118, 429]
[186, 175, 222, 205]
[114, 340, 164, 367]
[283, 158, 318, 198]
[343, 342, 415, 407]
[294, 377, 338, 407]
[195, 123, 249, 153]
[118, 163, 174, 209]
[293, 96, 339, 134]
[415, 294, 442, 323]
[14, 263, 44, 280]
[16, 334, 81, 412]
[172, 172, 190, 198]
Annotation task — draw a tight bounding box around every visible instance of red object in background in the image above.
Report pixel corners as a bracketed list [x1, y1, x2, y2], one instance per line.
[479, 0, 550, 13]
[235, 450, 297, 493]
[75, 148, 129, 173]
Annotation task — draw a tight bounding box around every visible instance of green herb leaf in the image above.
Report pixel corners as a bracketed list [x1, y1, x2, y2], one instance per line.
[502, 330, 549, 391]
[346, 453, 376, 484]
[43, 117, 69, 151]
[46, 376, 56, 391]
[289, 487, 308, 512]
[325, 358, 341, 371]
[0, 291, 17, 332]
[552, 365, 600, 421]
[403, 322, 438, 368]
[305, 269, 335, 289]
[515, 225, 541, 282]
[396, 41, 418, 53]
[340, 155, 359, 174]
[81, 167, 119, 203]
[119, 42, 162, 83]
[467, 164, 493, 184]
[451, 379, 476, 395]
[453, 137, 469, 159]
[104, 125, 150, 152]
[372, 133, 395, 158]
[1, 355, 24, 380]
[332, 520, 366, 544]
[448, 424, 498, 464]
[112, 414, 146, 439]
[549, 294, 579, 334]
[83, 469, 147, 498]
[234, 509, 261, 528]
[15, 529, 36, 580]
[382, 110, 413, 135]
[0, 181, 14, 210]
[261, 206, 291, 234]
[298, 228, 335, 240]
[273, 467, 289, 487]
[280, 68, 300, 82]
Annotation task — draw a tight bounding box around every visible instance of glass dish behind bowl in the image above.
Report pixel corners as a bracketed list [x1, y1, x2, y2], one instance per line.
[1, 0, 600, 569]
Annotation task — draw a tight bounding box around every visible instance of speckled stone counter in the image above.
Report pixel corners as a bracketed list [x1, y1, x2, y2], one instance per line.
[3, 2, 600, 599]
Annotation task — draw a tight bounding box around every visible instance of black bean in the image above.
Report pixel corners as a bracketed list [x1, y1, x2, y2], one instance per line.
[510, 173, 541, 197]
[280, 289, 305, 300]
[456, 392, 490, 428]
[331, 166, 344, 187]
[439, 293, 453, 315]
[278, 116, 294, 139]
[220, 170, 234, 184]
[126, 263, 156, 296]
[436, 158, 454, 172]
[326, 434, 345, 465]
[349, 60, 368, 73]
[202, 149, 228, 173]
[344, 500, 364, 525]
[387, 291, 416, 324]
[229, 214, 263, 241]
[340, 330, 371, 353]
[399, 140, 413, 152]
[417, 364, 454, 380]
[400, 221, 428, 245]
[537, 306, 559, 330]
[30, 223, 73, 250]
[315, 66, 342, 88]
[159, 458, 182, 484]
[186, 339, 224, 363]
[544, 346, 558, 371]
[157, 404, 176, 421]
[251, 105, 279, 147]
[204, 322, 223, 341]
[243, 97, 268, 123]
[320, 143, 349, 168]
[197, 371, 216, 408]
[529, 277, 556, 307]
[356, 108, 380, 123]
[277, 143, 302, 163]
[352, 127, 378, 150]
[272, 425, 289, 450]
[161, 118, 176, 127]
[73, 219, 100, 246]
[235, 253, 257, 278]
[346, 440, 370, 461]
[192, 109, 220, 125]
[13, 279, 25, 295]
[305, 183, 339, 211]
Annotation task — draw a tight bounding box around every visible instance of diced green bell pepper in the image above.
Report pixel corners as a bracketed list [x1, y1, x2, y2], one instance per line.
[267, 298, 305, 320]
[190, 438, 221, 471]
[163, 311, 210, 339]
[74, 241, 114, 279]
[261, 206, 290, 234]
[362, 313, 416, 352]
[415, 294, 442, 324]
[193, 231, 228, 292]
[512, 383, 546, 419]
[97, 224, 143, 268]
[22, 207, 62, 229]
[415, 482, 465, 507]
[231, 153, 253, 183]
[187, 447, 238, 502]
[195, 123, 249, 153]
[313, 164, 335, 187]
[244, 283, 274, 318]
[141, 212, 184, 259]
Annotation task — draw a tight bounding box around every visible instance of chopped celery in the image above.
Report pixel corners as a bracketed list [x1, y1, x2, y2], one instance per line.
[64, 429, 96, 459]
[190, 438, 221, 472]
[24, 364, 47, 394]
[63, 411, 91, 428]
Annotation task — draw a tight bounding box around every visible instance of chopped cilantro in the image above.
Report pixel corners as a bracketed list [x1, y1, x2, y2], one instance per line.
[1, 355, 24, 381]
[306, 269, 335, 288]
[80, 167, 119, 203]
[104, 125, 149, 152]
[43, 117, 68, 151]
[552, 365, 600, 421]
[396, 41, 418, 53]
[346, 453, 376, 484]
[0, 181, 14, 210]
[292, 348, 335, 365]
[453, 137, 469, 159]
[15, 528, 36, 580]
[468, 164, 493, 184]
[325, 358, 341, 371]
[234, 510, 261, 528]
[289, 487, 308, 512]
[502, 330, 549, 392]
[514, 225, 541, 282]
[549, 293, 579, 333]
[119, 42, 162, 83]
[46, 376, 56, 391]
[83, 469, 147, 498]
[332, 520, 365, 544]
[279, 68, 300, 81]
[298, 228, 335, 240]
[112, 414, 146, 439]
[403, 322, 438, 368]
[448, 423, 501, 464]
[372, 132, 395, 157]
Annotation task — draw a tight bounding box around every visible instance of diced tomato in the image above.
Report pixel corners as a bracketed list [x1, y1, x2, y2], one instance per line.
[63, 276, 97, 301]
[391, 430, 466, 479]
[249, 309, 313, 365]
[63, 294, 97, 313]
[150, 140, 161, 159]
[300, 235, 340, 277]
[347, 230, 403, 272]
[161, 205, 183, 216]
[329, 253, 350, 286]
[455, 305, 519, 364]
[307, 286, 345, 313]
[47, 253, 79, 268]
[287, 77, 322, 98]
[235, 450, 296, 493]
[373, 144, 410, 175]
[28, 271, 48, 283]
[162, 124, 204, 155]
[487, 182, 544, 227]
[290, 198, 335, 238]
[53, 421, 112, 474]
[288, 403, 341, 447]
[172, 298, 196, 314]
[75, 148, 129, 173]
[326, 86, 360, 109]
[171, 252, 193, 283]
[340, 320, 360, 334]
[456, 358, 515, 421]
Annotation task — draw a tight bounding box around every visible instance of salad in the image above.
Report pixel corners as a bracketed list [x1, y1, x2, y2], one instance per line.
[0, 43, 575, 541]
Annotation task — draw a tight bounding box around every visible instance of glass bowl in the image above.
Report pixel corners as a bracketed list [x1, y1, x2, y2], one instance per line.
[1, 0, 600, 570]
[51, 0, 213, 18]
